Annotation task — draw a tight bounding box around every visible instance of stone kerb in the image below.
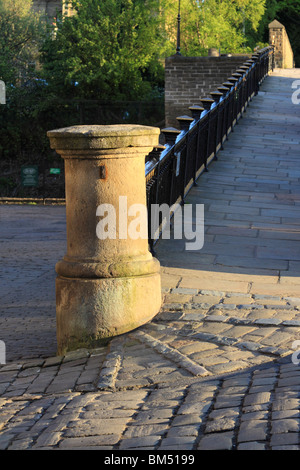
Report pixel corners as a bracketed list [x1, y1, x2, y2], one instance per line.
[47, 124, 162, 355]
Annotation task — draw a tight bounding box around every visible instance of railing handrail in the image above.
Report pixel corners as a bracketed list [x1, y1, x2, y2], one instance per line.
[145, 46, 274, 250]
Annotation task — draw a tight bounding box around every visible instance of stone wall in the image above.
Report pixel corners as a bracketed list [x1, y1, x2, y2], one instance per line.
[32, 0, 62, 17]
[164, 54, 252, 128]
[32, 0, 74, 18]
[269, 20, 294, 69]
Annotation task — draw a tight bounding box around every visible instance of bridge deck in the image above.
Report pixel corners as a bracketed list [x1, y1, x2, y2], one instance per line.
[156, 69, 300, 298]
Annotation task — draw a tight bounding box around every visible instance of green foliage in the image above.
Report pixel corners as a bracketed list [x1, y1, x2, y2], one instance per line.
[0, 0, 45, 85]
[0, 81, 53, 163]
[0, 0, 50, 169]
[41, 0, 167, 100]
[2, 0, 299, 182]
[0, 0, 166, 169]
[164, 0, 266, 56]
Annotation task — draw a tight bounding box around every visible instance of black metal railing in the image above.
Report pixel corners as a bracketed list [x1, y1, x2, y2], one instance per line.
[145, 46, 274, 250]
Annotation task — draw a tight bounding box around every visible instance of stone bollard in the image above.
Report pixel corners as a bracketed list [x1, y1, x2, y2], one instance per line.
[47, 124, 162, 355]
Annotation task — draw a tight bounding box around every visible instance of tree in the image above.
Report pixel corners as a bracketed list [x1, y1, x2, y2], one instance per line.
[0, 0, 49, 166]
[41, 0, 169, 100]
[0, 0, 44, 86]
[164, 0, 266, 56]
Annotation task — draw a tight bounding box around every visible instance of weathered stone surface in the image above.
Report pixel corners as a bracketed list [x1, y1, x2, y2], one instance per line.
[47, 125, 162, 353]
[237, 420, 268, 443]
[197, 432, 234, 450]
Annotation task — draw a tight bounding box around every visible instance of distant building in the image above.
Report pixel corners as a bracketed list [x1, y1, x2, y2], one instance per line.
[32, 1, 74, 19]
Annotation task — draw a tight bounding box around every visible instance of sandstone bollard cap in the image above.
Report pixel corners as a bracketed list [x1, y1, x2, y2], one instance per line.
[47, 124, 160, 152]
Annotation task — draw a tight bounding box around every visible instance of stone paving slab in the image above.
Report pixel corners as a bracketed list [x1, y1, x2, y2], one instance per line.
[1, 69, 300, 451]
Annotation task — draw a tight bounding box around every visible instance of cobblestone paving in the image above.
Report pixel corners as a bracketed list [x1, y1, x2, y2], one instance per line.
[1, 69, 300, 451]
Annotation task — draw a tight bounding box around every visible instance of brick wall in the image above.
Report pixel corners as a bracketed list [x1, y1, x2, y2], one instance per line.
[165, 54, 252, 128]
[269, 20, 294, 69]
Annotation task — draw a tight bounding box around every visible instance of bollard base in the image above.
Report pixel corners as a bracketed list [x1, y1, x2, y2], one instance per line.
[55, 273, 161, 355]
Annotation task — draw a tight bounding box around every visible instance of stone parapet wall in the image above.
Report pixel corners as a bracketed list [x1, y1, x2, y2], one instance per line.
[165, 54, 251, 128]
[269, 20, 294, 69]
